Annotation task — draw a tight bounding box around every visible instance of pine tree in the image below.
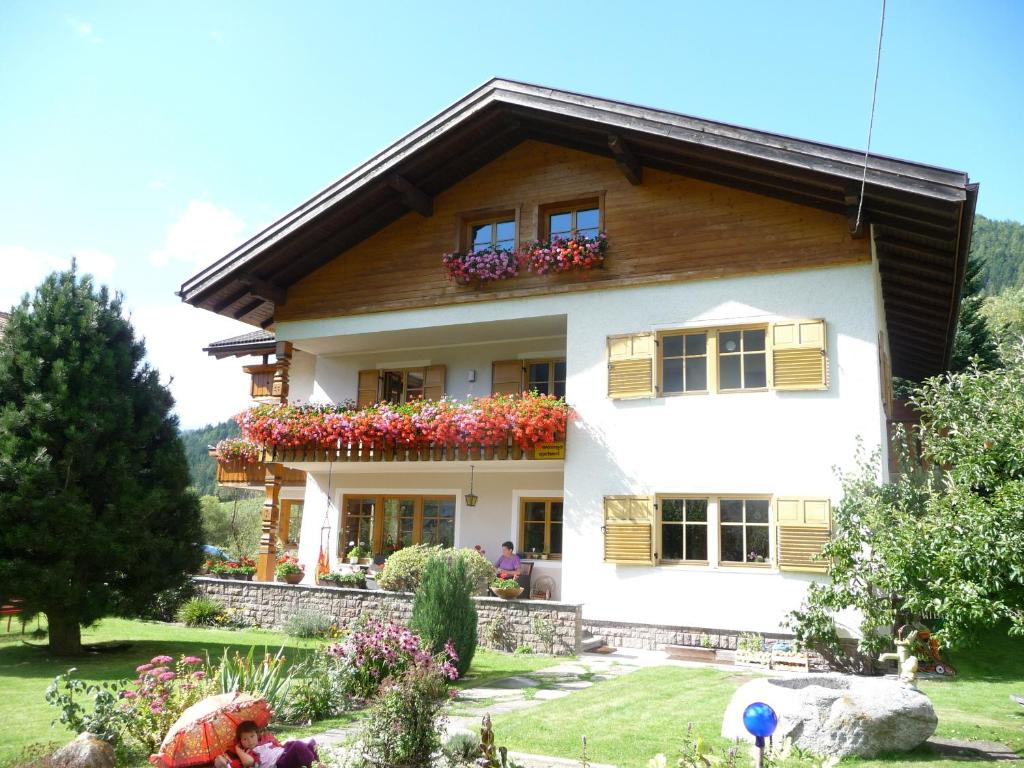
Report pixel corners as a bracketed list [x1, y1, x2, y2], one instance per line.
[0, 267, 203, 654]
[949, 256, 1000, 373]
[410, 555, 477, 677]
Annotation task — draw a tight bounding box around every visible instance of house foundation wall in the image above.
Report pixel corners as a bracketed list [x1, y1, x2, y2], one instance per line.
[194, 577, 582, 655]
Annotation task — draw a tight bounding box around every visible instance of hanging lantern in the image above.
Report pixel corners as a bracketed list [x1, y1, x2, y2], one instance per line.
[464, 465, 479, 507]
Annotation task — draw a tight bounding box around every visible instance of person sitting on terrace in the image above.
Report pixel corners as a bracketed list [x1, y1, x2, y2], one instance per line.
[494, 541, 521, 579]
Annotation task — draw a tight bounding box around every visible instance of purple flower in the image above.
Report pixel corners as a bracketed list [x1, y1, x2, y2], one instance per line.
[151, 655, 173, 664]
[150, 702, 164, 714]
[158, 671, 176, 681]
[182, 656, 203, 666]
[121, 691, 137, 700]
[136, 663, 153, 673]
[192, 670, 207, 680]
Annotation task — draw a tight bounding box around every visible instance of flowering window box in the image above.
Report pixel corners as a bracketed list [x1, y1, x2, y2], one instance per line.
[235, 393, 571, 462]
[520, 232, 607, 275]
[442, 248, 519, 285]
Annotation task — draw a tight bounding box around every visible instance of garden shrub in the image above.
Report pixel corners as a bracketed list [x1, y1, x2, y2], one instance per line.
[329, 617, 457, 701]
[532, 614, 556, 655]
[176, 596, 225, 627]
[377, 544, 493, 595]
[358, 664, 451, 768]
[278, 646, 349, 725]
[284, 608, 335, 638]
[483, 608, 513, 652]
[442, 728, 481, 767]
[410, 556, 477, 677]
[215, 646, 293, 711]
[119, 655, 217, 752]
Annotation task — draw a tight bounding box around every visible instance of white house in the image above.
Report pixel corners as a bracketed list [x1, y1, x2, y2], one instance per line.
[182, 80, 976, 641]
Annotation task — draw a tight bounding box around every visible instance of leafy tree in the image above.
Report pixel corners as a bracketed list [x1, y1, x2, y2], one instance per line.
[982, 284, 1024, 353]
[0, 267, 202, 654]
[199, 492, 263, 557]
[788, 345, 1024, 655]
[180, 419, 239, 496]
[410, 556, 477, 676]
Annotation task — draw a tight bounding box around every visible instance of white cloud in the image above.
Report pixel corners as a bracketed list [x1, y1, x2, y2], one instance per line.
[0, 245, 116, 311]
[129, 302, 255, 429]
[66, 17, 101, 44]
[150, 200, 245, 268]
[148, 179, 168, 191]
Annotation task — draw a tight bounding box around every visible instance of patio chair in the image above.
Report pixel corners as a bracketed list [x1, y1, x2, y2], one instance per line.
[1, 598, 23, 633]
[516, 562, 533, 598]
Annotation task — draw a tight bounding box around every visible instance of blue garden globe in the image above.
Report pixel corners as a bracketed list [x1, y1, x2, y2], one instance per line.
[742, 701, 778, 739]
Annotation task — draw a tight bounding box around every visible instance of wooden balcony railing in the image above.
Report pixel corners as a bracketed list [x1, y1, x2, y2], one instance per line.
[214, 458, 307, 487]
[260, 436, 566, 464]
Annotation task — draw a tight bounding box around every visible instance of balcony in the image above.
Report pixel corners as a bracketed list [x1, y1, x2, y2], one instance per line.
[211, 451, 307, 487]
[215, 392, 569, 471]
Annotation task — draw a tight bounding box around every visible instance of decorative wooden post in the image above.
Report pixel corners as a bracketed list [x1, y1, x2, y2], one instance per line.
[256, 464, 283, 581]
[271, 341, 293, 404]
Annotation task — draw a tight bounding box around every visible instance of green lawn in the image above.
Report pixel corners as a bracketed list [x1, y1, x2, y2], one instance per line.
[492, 630, 1024, 768]
[0, 617, 563, 766]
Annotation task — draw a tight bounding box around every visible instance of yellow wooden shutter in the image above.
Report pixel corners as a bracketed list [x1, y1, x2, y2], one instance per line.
[776, 497, 831, 573]
[603, 495, 654, 564]
[357, 369, 379, 408]
[423, 364, 446, 401]
[491, 360, 524, 396]
[607, 333, 656, 399]
[770, 320, 827, 390]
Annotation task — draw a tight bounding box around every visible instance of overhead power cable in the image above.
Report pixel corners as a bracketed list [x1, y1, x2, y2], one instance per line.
[855, 0, 887, 234]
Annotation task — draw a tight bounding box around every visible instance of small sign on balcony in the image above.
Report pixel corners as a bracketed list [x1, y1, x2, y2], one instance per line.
[534, 442, 565, 460]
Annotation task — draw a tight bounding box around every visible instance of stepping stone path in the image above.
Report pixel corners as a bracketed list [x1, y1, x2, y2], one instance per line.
[312, 650, 650, 763]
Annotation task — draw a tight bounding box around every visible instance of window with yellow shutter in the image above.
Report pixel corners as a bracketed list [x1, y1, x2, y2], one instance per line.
[602, 496, 654, 564]
[775, 497, 831, 573]
[607, 334, 656, 399]
[769, 320, 828, 390]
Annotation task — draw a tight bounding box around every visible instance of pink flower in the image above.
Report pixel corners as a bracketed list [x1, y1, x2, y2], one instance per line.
[136, 663, 153, 673]
[151, 655, 173, 664]
[121, 691, 137, 700]
[159, 671, 176, 681]
[192, 671, 206, 680]
[182, 656, 203, 666]
[150, 702, 164, 714]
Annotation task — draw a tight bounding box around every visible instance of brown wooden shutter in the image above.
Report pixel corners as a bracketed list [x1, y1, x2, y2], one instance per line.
[423, 364, 446, 401]
[770, 320, 827, 390]
[491, 360, 524, 396]
[607, 333, 656, 399]
[357, 369, 380, 408]
[776, 497, 831, 573]
[603, 496, 655, 564]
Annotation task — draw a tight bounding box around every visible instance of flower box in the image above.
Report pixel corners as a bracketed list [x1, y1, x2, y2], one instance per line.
[442, 248, 519, 285]
[735, 649, 772, 668]
[520, 232, 607, 275]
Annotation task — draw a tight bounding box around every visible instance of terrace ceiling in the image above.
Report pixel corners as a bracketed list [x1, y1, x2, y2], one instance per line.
[180, 78, 978, 381]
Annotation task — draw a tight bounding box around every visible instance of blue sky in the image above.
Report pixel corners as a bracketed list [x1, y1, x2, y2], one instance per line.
[1, 1, 1021, 427]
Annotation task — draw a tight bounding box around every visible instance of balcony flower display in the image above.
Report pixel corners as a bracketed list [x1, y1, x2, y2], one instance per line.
[520, 232, 608, 275]
[213, 436, 261, 463]
[442, 247, 520, 285]
[235, 392, 570, 454]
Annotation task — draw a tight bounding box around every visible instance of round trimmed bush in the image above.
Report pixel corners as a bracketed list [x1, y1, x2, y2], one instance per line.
[377, 544, 493, 595]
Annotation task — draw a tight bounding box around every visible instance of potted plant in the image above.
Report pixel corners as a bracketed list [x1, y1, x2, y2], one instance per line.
[347, 543, 367, 565]
[207, 560, 230, 579]
[492, 577, 523, 600]
[735, 632, 771, 668]
[275, 554, 304, 585]
[520, 232, 608, 275]
[442, 247, 519, 286]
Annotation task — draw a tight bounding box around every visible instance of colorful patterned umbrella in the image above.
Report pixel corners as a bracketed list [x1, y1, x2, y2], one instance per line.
[149, 692, 271, 768]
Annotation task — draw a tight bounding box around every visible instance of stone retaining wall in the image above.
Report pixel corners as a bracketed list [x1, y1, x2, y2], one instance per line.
[582, 617, 792, 652]
[195, 577, 582, 655]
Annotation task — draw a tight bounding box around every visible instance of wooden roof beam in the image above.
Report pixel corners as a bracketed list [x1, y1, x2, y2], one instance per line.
[232, 298, 267, 320]
[388, 174, 433, 217]
[607, 134, 642, 185]
[211, 287, 252, 313]
[239, 274, 288, 306]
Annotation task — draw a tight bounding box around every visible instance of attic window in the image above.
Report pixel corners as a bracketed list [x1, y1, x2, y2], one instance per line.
[541, 198, 602, 240]
[467, 216, 516, 253]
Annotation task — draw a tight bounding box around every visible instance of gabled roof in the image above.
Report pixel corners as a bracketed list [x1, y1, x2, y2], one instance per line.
[179, 78, 978, 380]
[203, 329, 276, 359]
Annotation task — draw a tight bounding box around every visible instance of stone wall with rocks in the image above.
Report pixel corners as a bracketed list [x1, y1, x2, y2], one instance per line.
[195, 577, 582, 655]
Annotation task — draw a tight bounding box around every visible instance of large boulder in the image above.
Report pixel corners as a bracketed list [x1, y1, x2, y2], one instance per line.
[722, 674, 937, 758]
[50, 733, 116, 768]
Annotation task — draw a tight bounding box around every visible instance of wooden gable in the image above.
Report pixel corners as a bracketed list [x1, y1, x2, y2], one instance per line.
[276, 141, 869, 323]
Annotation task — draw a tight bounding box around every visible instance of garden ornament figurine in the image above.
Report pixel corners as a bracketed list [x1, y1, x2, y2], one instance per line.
[878, 625, 919, 687]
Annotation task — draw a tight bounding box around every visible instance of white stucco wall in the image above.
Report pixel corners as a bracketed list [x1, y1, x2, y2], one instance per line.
[279, 262, 885, 635]
[294, 467, 564, 596]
